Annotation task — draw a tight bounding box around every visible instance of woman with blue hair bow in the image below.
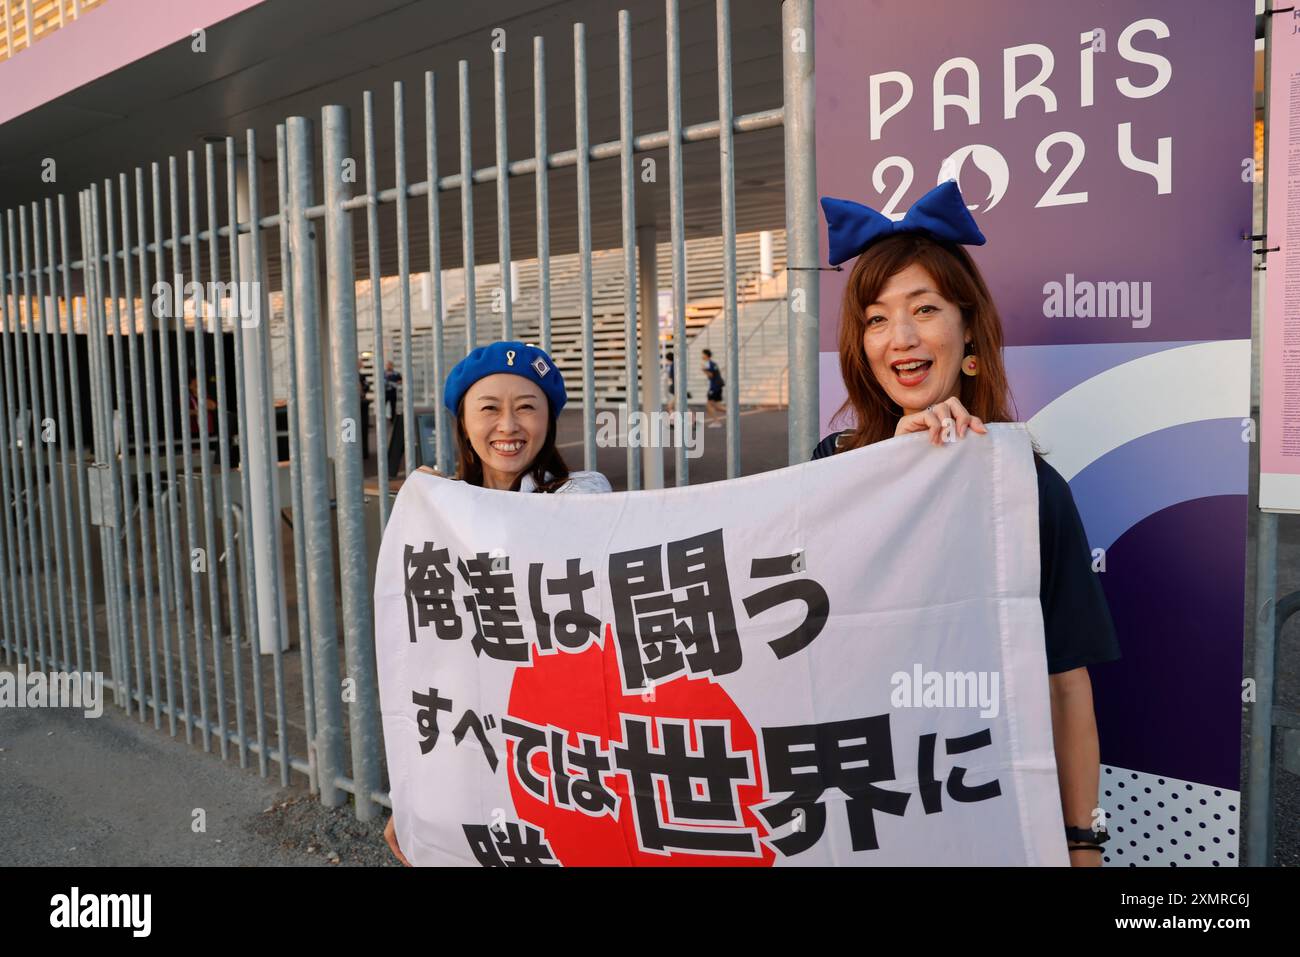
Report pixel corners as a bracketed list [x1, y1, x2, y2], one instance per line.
[814, 180, 1120, 867]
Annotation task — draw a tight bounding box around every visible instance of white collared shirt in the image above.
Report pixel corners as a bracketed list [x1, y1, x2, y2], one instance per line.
[517, 469, 612, 494]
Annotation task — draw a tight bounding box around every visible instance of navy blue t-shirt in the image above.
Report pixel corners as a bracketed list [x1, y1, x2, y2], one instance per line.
[811, 431, 1121, 674]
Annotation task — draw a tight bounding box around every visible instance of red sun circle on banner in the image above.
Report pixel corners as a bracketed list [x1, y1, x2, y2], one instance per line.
[505, 624, 775, 866]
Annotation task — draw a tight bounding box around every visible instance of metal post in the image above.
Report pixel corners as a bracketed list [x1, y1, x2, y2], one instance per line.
[149, 163, 188, 738]
[106, 178, 146, 718]
[19, 205, 57, 672]
[458, 60, 477, 354]
[782, 0, 818, 465]
[131, 178, 171, 724]
[575, 22, 595, 470]
[277, 122, 319, 792]
[170, 156, 208, 748]
[1246, 3, 1277, 868]
[666, 0, 688, 485]
[322, 103, 381, 822]
[286, 115, 344, 807]
[534, 37, 551, 356]
[394, 82, 417, 476]
[188, 151, 228, 754]
[245, 128, 291, 785]
[0, 212, 28, 669]
[363, 90, 392, 523]
[117, 177, 159, 724]
[618, 9, 641, 490]
[493, 45, 512, 340]
[636, 225, 664, 490]
[425, 72, 451, 477]
[197, 150, 234, 755]
[227, 137, 266, 774]
[37, 201, 75, 673]
[717, 0, 740, 478]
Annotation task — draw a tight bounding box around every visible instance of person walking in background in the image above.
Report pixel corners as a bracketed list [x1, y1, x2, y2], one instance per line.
[384, 360, 401, 421]
[702, 348, 725, 428]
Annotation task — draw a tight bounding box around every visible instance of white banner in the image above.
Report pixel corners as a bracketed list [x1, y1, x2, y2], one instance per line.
[375, 423, 1066, 866]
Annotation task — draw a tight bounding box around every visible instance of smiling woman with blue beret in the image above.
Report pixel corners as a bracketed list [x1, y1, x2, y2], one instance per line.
[388, 339, 612, 862]
[422, 339, 611, 494]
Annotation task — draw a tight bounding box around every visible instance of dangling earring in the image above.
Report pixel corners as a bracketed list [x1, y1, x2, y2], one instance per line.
[961, 343, 979, 377]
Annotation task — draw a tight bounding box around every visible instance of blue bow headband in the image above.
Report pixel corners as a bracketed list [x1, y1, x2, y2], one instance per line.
[820, 179, 986, 267]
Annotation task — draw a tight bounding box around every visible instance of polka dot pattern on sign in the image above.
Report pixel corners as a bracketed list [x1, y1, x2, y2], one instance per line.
[1097, 765, 1239, 868]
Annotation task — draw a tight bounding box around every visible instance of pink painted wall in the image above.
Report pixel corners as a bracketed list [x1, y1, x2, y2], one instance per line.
[0, 0, 267, 125]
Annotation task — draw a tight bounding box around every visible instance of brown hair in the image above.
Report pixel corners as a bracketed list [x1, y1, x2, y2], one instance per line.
[453, 402, 572, 493]
[830, 232, 1020, 451]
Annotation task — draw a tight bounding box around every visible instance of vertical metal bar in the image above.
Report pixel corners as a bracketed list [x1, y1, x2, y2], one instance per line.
[666, 0, 688, 485]
[458, 60, 477, 353]
[150, 164, 187, 738]
[41, 199, 77, 673]
[0, 211, 16, 666]
[119, 176, 161, 725]
[493, 44, 512, 341]
[323, 103, 381, 822]
[79, 192, 110, 694]
[52, 197, 86, 677]
[246, 128, 291, 786]
[106, 178, 145, 716]
[89, 184, 129, 709]
[172, 156, 208, 749]
[133, 171, 171, 729]
[533, 37, 551, 356]
[394, 81, 417, 476]
[717, 0, 740, 479]
[637, 224, 664, 488]
[23, 0, 32, 49]
[227, 136, 265, 774]
[783, 0, 818, 466]
[64, 194, 99, 679]
[425, 71, 450, 477]
[10, 208, 41, 672]
[574, 22, 595, 471]
[189, 150, 228, 756]
[1248, 511, 1278, 865]
[286, 115, 343, 807]
[363, 91, 392, 525]
[33, 203, 72, 670]
[21, 205, 57, 671]
[131, 170, 169, 722]
[618, 10, 640, 491]
[1247, 3, 1277, 869]
[0, 212, 28, 668]
[205, 144, 246, 764]
[277, 123, 318, 792]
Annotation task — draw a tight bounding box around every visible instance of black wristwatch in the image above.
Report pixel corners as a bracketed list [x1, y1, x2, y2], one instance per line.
[1065, 825, 1110, 847]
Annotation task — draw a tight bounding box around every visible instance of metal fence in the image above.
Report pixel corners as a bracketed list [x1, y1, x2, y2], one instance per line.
[0, 0, 817, 821]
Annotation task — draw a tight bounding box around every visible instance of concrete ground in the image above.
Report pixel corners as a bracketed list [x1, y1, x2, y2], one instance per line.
[0, 697, 395, 866]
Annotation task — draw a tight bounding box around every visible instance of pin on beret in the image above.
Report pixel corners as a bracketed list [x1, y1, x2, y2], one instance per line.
[443, 340, 567, 417]
[820, 179, 986, 267]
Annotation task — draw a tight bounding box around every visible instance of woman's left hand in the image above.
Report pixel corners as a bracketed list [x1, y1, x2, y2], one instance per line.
[894, 396, 988, 445]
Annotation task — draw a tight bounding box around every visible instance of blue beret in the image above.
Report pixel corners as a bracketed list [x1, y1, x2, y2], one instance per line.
[443, 340, 567, 417]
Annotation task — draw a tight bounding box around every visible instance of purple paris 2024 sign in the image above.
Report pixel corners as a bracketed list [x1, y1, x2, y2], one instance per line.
[814, 0, 1255, 865]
